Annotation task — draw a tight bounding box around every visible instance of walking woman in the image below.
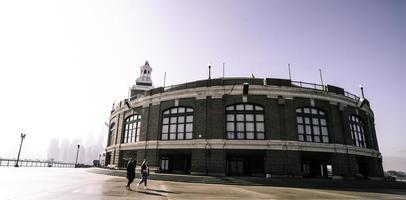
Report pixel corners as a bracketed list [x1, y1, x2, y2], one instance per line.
[126, 157, 136, 190]
[137, 159, 149, 190]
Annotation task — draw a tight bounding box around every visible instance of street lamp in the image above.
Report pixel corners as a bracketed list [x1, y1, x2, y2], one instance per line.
[75, 144, 80, 167]
[98, 154, 101, 167]
[15, 133, 26, 167]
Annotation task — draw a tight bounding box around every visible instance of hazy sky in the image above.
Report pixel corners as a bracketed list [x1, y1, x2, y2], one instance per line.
[0, 0, 405, 170]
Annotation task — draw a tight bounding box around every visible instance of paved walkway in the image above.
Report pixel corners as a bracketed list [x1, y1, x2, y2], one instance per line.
[1, 167, 405, 199]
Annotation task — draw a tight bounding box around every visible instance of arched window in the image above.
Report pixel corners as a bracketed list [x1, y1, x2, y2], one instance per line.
[226, 104, 265, 140]
[108, 123, 115, 146]
[124, 115, 141, 143]
[349, 115, 366, 148]
[296, 107, 329, 143]
[161, 107, 194, 140]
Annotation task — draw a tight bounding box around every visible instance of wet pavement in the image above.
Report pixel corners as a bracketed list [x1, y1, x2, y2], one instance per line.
[0, 167, 405, 199]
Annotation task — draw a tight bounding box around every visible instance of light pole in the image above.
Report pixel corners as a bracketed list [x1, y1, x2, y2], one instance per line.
[98, 154, 101, 167]
[15, 133, 26, 167]
[75, 144, 80, 167]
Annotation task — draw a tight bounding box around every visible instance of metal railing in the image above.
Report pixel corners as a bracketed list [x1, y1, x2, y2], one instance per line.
[0, 159, 75, 168]
[291, 80, 325, 91]
[345, 91, 361, 101]
[123, 78, 362, 105]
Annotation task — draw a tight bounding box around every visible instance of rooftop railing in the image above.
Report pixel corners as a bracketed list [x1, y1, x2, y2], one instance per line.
[120, 78, 361, 110]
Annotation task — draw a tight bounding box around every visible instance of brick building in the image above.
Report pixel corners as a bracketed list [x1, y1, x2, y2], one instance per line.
[105, 61, 383, 179]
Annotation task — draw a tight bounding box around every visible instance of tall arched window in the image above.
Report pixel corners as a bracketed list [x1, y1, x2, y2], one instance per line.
[108, 123, 115, 146]
[226, 104, 265, 140]
[296, 107, 329, 143]
[161, 107, 194, 140]
[349, 115, 366, 148]
[124, 115, 141, 143]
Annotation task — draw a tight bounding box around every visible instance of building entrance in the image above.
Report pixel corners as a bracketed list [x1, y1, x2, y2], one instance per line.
[160, 150, 191, 174]
[226, 150, 265, 176]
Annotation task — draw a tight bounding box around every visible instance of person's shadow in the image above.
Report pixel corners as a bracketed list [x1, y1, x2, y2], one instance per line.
[131, 188, 177, 196]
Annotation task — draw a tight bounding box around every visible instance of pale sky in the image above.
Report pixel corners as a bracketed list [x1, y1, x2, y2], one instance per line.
[0, 0, 405, 170]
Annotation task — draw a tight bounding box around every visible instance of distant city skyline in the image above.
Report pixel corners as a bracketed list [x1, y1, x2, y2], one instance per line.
[0, 0, 405, 170]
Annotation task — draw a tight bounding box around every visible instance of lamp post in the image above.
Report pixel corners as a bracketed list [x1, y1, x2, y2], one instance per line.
[15, 133, 26, 167]
[208, 65, 211, 80]
[98, 154, 101, 167]
[75, 144, 80, 167]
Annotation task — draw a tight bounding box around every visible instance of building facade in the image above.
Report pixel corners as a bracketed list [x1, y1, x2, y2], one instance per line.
[106, 62, 384, 179]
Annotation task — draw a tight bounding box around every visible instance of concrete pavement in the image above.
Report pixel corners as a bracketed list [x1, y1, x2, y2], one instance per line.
[0, 167, 405, 199]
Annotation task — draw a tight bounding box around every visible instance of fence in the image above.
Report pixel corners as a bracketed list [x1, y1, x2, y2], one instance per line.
[0, 159, 75, 168]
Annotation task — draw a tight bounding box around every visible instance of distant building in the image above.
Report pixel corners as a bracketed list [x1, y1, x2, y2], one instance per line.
[105, 61, 383, 179]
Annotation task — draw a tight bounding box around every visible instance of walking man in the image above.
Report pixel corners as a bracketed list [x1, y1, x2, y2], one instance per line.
[137, 159, 149, 190]
[126, 157, 136, 190]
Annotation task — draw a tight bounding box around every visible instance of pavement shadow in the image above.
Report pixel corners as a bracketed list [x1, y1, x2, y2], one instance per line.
[147, 188, 177, 194]
[134, 190, 166, 197]
[89, 168, 406, 196]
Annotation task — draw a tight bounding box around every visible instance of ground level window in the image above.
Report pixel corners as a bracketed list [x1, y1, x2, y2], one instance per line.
[161, 157, 169, 171]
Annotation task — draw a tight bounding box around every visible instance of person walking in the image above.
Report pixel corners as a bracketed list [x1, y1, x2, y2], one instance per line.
[126, 157, 136, 190]
[136, 159, 149, 190]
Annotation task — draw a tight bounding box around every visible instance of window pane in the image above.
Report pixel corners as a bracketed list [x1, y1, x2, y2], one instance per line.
[314, 136, 320, 142]
[237, 123, 244, 131]
[227, 114, 234, 121]
[305, 125, 311, 134]
[178, 116, 185, 123]
[177, 133, 184, 140]
[311, 108, 318, 114]
[163, 117, 169, 124]
[236, 104, 244, 110]
[246, 132, 254, 139]
[186, 123, 193, 132]
[246, 123, 254, 131]
[162, 125, 169, 133]
[321, 127, 328, 135]
[313, 126, 320, 135]
[170, 133, 176, 140]
[322, 136, 329, 143]
[177, 124, 184, 132]
[227, 132, 234, 139]
[246, 114, 254, 121]
[297, 117, 303, 124]
[236, 114, 244, 121]
[237, 132, 244, 139]
[171, 108, 178, 113]
[320, 119, 327, 126]
[298, 125, 304, 134]
[304, 108, 310, 113]
[298, 134, 304, 141]
[256, 123, 264, 132]
[226, 106, 234, 110]
[306, 135, 312, 142]
[255, 106, 263, 111]
[186, 116, 193, 123]
[170, 124, 176, 133]
[257, 132, 265, 139]
[319, 111, 325, 115]
[170, 117, 177, 123]
[163, 110, 170, 114]
[178, 107, 185, 113]
[227, 122, 235, 131]
[296, 108, 302, 113]
[304, 117, 310, 124]
[312, 118, 319, 125]
[185, 132, 192, 139]
[256, 114, 264, 121]
[245, 104, 253, 110]
[186, 108, 193, 112]
[162, 134, 168, 140]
